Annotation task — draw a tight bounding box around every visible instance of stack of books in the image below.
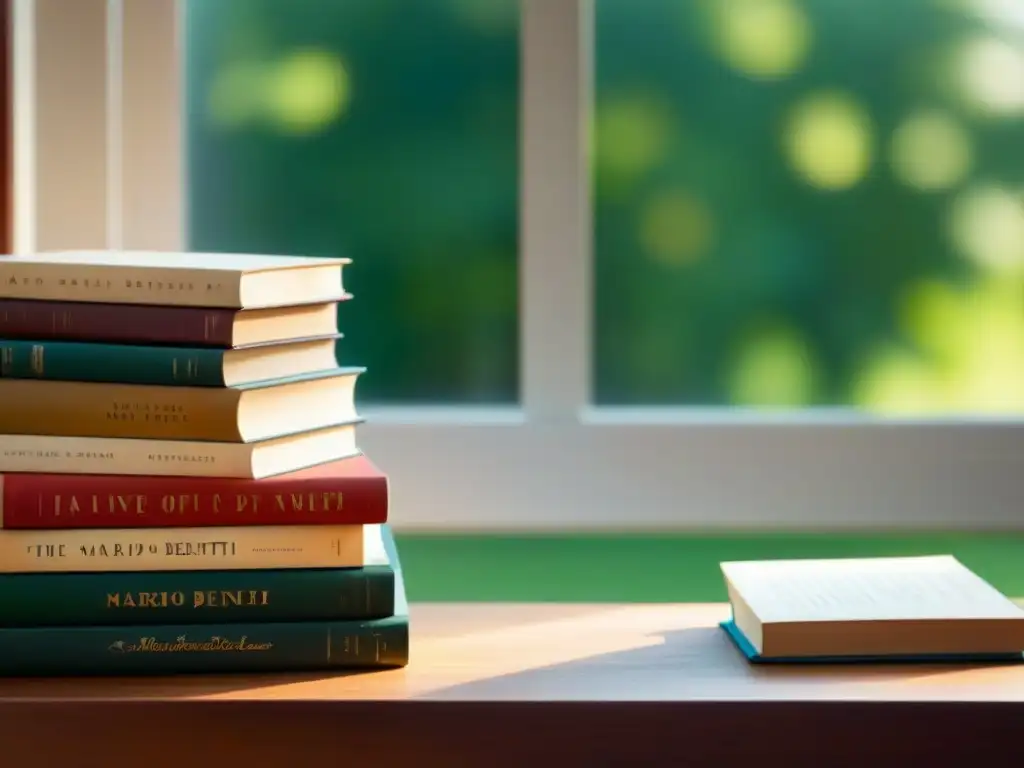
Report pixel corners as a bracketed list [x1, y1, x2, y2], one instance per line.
[0, 250, 409, 675]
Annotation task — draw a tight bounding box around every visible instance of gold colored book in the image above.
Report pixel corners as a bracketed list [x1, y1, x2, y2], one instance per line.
[0, 368, 360, 442]
[0, 523, 382, 573]
[721, 555, 1024, 660]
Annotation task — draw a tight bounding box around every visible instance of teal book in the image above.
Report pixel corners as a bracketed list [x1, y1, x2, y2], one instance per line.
[720, 619, 1024, 664]
[0, 525, 409, 675]
[0, 335, 342, 387]
[0, 565, 394, 627]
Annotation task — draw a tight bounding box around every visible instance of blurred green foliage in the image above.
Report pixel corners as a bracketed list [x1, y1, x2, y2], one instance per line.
[187, 0, 519, 404]
[187, 0, 1024, 412]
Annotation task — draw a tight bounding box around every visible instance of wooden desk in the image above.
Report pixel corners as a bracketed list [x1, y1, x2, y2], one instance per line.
[1, 603, 1022, 767]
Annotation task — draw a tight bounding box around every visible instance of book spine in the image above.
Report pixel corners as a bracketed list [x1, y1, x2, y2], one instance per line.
[0, 263, 243, 307]
[1, 468, 388, 528]
[0, 618, 409, 675]
[0, 339, 227, 386]
[0, 434, 258, 477]
[0, 567, 395, 626]
[0, 299, 236, 346]
[0, 524, 366, 572]
[0, 379, 239, 440]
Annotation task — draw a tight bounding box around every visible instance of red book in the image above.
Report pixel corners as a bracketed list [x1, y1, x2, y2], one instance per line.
[0, 455, 388, 529]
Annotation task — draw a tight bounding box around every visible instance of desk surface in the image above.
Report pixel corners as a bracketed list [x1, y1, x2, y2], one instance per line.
[2, 602, 1022, 702]
[1, 603, 1022, 766]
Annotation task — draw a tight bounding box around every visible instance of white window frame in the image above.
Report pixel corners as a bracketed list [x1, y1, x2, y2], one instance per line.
[14, 0, 1024, 531]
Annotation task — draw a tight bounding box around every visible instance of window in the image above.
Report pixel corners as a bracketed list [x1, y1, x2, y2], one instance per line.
[17, 0, 1024, 531]
[595, 0, 1024, 412]
[186, 0, 520, 405]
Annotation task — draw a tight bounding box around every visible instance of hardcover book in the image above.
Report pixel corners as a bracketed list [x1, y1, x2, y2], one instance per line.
[0, 297, 345, 347]
[0, 367, 362, 442]
[0, 454, 388, 528]
[0, 250, 348, 309]
[0, 335, 343, 387]
[0, 522, 380, 573]
[720, 555, 1024, 663]
[0, 423, 361, 478]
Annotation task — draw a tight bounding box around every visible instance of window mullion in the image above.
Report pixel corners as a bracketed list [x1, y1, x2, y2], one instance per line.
[519, 0, 593, 422]
[121, 0, 184, 251]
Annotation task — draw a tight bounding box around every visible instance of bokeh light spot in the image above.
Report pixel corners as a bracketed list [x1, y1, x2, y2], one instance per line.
[898, 279, 969, 359]
[638, 190, 715, 266]
[889, 111, 972, 191]
[857, 277, 1024, 415]
[729, 322, 820, 406]
[783, 91, 874, 191]
[594, 95, 674, 191]
[949, 184, 1024, 274]
[853, 347, 944, 415]
[705, 0, 812, 79]
[955, 35, 1024, 117]
[265, 50, 351, 135]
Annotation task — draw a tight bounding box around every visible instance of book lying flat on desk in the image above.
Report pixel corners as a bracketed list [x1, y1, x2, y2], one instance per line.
[720, 555, 1024, 663]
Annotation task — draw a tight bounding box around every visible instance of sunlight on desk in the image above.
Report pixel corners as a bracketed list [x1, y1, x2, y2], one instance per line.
[3, 603, 1023, 703]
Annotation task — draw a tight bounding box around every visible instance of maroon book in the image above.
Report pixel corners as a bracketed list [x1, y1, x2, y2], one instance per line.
[0, 297, 346, 348]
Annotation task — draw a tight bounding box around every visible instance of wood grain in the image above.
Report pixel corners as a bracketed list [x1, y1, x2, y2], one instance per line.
[1, 602, 1022, 766]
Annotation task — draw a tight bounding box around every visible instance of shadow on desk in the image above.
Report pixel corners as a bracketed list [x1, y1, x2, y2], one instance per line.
[418, 625, 968, 700]
[406, 625, 1021, 764]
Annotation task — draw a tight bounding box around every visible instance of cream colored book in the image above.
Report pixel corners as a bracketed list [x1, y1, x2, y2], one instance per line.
[721, 555, 1024, 660]
[0, 423, 359, 478]
[0, 250, 348, 308]
[0, 523, 381, 573]
[226, 301, 344, 346]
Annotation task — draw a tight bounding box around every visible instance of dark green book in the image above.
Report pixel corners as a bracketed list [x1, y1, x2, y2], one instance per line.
[0, 565, 394, 627]
[0, 525, 409, 675]
[0, 335, 341, 387]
